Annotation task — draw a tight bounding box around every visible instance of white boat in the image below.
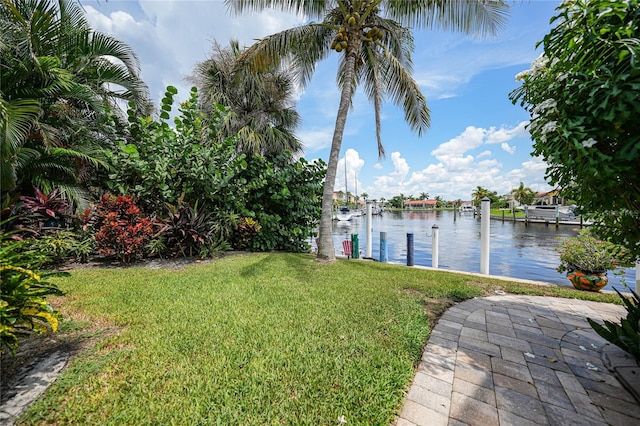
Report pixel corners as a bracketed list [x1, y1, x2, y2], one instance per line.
[459, 204, 475, 213]
[335, 206, 353, 221]
[523, 204, 578, 221]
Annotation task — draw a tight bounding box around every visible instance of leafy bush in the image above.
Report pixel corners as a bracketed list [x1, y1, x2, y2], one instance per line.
[31, 229, 96, 264]
[238, 153, 325, 252]
[588, 288, 640, 361]
[93, 194, 154, 263]
[0, 227, 64, 353]
[104, 87, 248, 215]
[103, 86, 325, 254]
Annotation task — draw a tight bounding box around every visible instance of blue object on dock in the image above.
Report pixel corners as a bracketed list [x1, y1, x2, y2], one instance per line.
[407, 233, 414, 266]
[380, 231, 388, 263]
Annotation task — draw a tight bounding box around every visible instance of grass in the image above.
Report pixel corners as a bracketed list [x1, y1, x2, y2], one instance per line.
[490, 208, 526, 218]
[16, 253, 620, 425]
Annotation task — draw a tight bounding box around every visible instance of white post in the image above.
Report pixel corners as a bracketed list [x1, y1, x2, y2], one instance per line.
[636, 260, 639, 293]
[480, 197, 490, 274]
[432, 224, 439, 268]
[366, 201, 373, 258]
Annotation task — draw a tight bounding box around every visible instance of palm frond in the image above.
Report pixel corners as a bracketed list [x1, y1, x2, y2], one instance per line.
[225, 0, 331, 20]
[386, 0, 509, 38]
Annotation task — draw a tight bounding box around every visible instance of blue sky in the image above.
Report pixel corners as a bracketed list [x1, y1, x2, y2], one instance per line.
[83, 0, 561, 201]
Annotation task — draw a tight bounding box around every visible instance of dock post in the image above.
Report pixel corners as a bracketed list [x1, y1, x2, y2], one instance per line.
[407, 233, 414, 266]
[365, 202, 373, 258]
[555, 205, 559, 228]
[380, 232, 388, 263]
[351, 234, 359, 259]
[480, 197, 490, 274]
[636, 260, 639, 293]
[502, 210, 505, 223]
[432, 225, 439, 268]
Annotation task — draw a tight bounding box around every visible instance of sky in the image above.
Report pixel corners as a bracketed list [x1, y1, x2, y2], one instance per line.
[82, 0, 562, 202]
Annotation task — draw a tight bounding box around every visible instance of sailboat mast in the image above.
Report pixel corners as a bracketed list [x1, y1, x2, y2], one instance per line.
[344, 154, 348, 208]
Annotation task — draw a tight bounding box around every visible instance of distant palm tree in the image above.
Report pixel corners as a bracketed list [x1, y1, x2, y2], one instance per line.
[419, 192, 429, 200]
[189, 39, 303, 159]
[227, 0, 508, 261]
[472, 186, 491, 206]
[511, 181, 535, 206]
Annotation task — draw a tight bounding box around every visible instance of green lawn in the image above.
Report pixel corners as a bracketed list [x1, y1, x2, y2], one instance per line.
[18, 253, 619, 425]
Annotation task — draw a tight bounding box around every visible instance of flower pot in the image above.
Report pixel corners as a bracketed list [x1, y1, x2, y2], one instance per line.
[567, 270, 608, 291]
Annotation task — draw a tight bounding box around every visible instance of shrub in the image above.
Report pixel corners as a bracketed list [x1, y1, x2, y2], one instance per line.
[31, 229, 96, 265]
[18, 187, 70, 232]
[93, 194, 154, 263]
[588, 288, 640, 361]
[159, 197, 220, 258]
[232, 217, 261, 250]
[0, 226, 64, 353]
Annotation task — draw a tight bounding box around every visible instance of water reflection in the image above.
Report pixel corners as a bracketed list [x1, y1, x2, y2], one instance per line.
[332, 210, 635, 292]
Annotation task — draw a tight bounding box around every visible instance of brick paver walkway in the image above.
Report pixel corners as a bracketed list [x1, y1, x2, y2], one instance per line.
[397, 295, 640, 426]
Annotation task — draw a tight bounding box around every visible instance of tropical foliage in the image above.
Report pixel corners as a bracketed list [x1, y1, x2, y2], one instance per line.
[189, 39, 303, 158]
[588, 288, 640, 361]
[106, 86, 325, 253]
[510, 0, 640, 260]
[226, 0, 509, 261]
[0, 0, 150, 204]
[0, 226, 64, 353]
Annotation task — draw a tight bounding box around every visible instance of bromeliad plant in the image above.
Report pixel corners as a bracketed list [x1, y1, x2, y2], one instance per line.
[556, 229, 627, 276]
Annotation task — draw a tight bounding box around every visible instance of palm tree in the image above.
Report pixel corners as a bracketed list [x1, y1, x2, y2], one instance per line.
[189, 39, 303, 158]
[511, 181, 534, 207]
[0, 0, 151, 196]
[227, 0, 508, 261]
[419, 192, 429, 200]
[471, 186, 497, 207]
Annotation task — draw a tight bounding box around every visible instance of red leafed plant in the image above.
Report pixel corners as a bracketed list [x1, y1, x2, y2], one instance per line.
[94, 194, 153, 263]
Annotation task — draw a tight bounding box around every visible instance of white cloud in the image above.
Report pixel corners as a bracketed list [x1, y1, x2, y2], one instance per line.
[501, 142, 516, 154]
[335, 149, 365, 194]
[486, 121, 529, 144]
[373, 163, 383, 170]
[298, 128, 334, 152]
[365, 121, 549, 200]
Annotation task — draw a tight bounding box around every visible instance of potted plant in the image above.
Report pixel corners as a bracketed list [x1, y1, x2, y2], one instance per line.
[556, 229, 627, 291]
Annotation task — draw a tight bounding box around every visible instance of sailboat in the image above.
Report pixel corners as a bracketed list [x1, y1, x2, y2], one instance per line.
[335, 155, 353, 221]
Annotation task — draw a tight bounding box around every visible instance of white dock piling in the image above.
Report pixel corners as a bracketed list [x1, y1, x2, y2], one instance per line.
[480, 197, 490, 274]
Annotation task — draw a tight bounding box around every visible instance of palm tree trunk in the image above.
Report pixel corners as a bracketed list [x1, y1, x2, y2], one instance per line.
[317, 48, 358, 261]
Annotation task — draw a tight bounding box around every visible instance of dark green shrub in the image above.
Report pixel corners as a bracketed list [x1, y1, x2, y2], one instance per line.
[588, 288, 640, 361]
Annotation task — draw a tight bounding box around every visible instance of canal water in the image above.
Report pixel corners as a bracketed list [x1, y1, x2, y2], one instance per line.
[331, 210, 635, 292]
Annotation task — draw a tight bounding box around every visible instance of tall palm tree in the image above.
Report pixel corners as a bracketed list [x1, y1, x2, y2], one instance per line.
[0, 0, 151, 196]
[226, 0, 508, 260]
[189, 39, 303, 159]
